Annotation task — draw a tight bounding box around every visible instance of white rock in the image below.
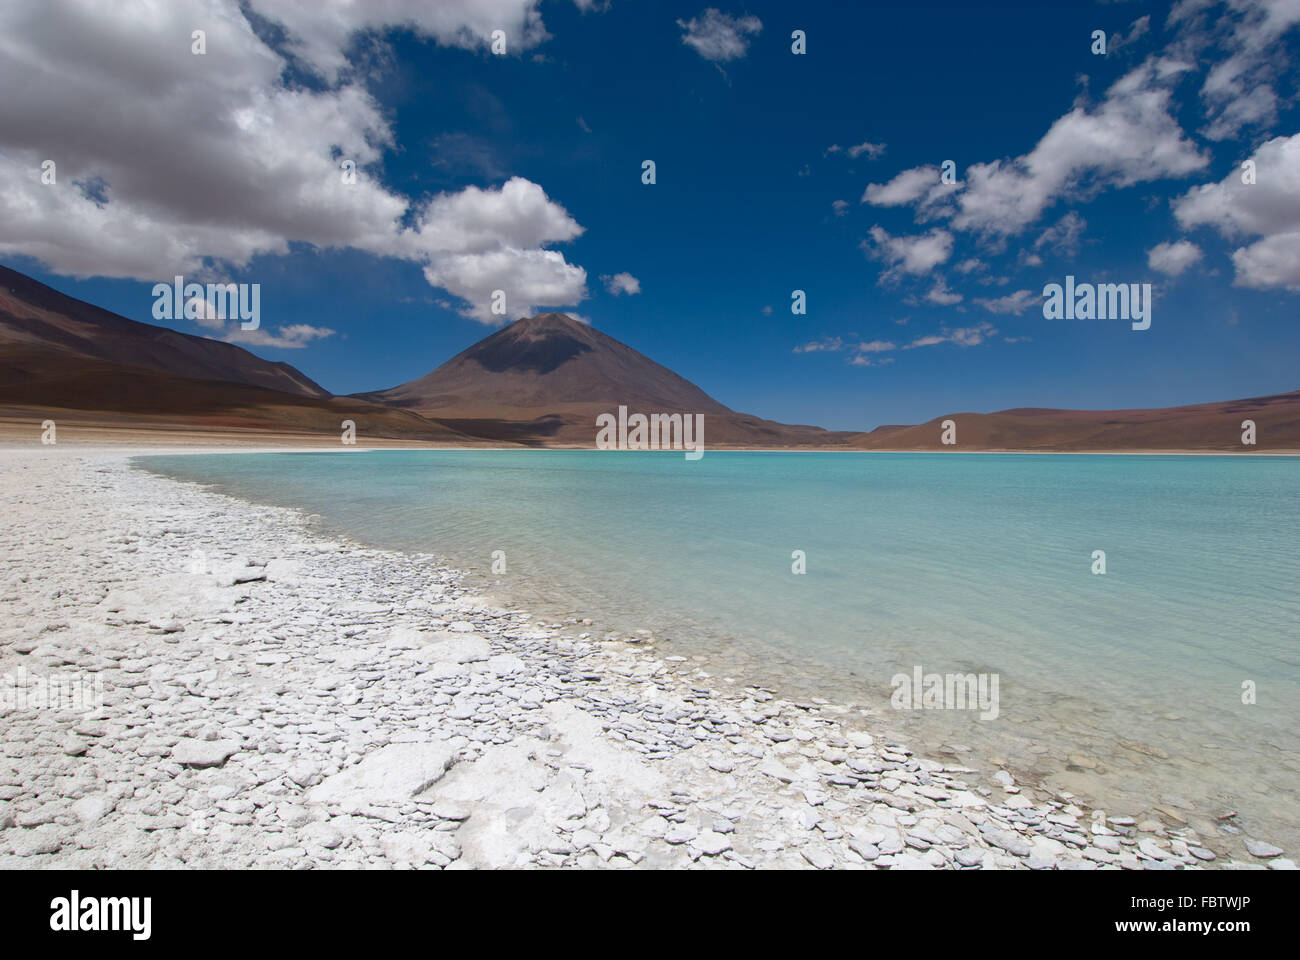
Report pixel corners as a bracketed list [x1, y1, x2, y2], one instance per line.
[1245, 839, 1284, 858]
[308, 742, 458, 805]
[71, 795, 114, 823]
[171, 739, 239, 768]
[693, 830, 732, 856]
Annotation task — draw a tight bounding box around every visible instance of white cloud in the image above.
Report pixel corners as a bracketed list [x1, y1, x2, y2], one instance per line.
[226, 322, 337, 349]
[1168, 0, 1300, 141]
[946, 62, 1207, 237]
[906, 321, 996, 349]
[793, 336, 844, 354]
[925, 278, 963, 305]
[0, 0, 589, 326]
[862, 165, 939, 206]
[1230, 232, 1300, 292]
[1035, 211, 1086, 257]
[845, 141, 886, 160]
[862, 226, 954, 282]
[828, 141, 886, 160]
[677, 8, 762, 61]
[601, 271, 641, 296]
[422, 247, 587, 320]
[795, 337, 898, 362]
[1173, 132, 1300, 291]
[1147, 239, 1203, 276]
[249, 0, 550, 82]
[974, 290, 1038, 315]
[185, 294, 230, 331]
[406, 177, 583, 256]
[831, 199, 849, 217]
[187, 289, 336, 346]
[859, 61, 1206, 242]
[1111, 14, 1151, 53]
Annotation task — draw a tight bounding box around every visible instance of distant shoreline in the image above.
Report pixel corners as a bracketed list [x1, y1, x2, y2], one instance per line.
[1, 426, 1297, 458]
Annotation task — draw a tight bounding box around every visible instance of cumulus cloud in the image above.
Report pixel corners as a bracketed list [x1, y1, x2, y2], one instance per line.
[185, 290, 336, 346]
[1173, 133, 1300, 291]
[1147, 239, 1204, 277]
[1035, 211, 1086, 257]
[677, 8, 762, 61]
[601, 272, 641, 296]
[948, 62, 1207, 237]
[974, 290, 1038, 315]
[865, 62, 1206, 240]
[862, 165, 940, 207]
[249, 0, 550, 83]
[906, 321, 997, 349]
[794, 338, 898, 367]
[406, 177, 583, 256]
[858, 339, 896, 353]
[925, 278, 963, 305]
[0, 0, 589, 325]
[1167, 0, 1300, 141]
[793, 337, 845, 354]
[226, 322, 337, 349]
[423, 247, 587, 320]
[1110, 14, 1151, 55]
[828, 141, 886, 160]
[862, 226, 954, 282]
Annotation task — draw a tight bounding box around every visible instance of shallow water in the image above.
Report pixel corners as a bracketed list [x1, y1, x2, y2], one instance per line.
[138, 449, 1300, 851]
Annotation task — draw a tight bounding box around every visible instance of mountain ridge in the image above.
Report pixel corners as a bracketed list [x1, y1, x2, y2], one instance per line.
[1, 264, 1297, 450]
[0, 264, 329, 398]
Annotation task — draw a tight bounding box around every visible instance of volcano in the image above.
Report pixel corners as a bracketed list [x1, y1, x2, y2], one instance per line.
[355, 313, 853, 446]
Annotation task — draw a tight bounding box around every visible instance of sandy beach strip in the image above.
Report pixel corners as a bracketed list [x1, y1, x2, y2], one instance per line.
[0, 447, 1287, 870]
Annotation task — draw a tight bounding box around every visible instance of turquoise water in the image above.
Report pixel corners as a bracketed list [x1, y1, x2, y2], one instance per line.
[139, 450, 1300, 849]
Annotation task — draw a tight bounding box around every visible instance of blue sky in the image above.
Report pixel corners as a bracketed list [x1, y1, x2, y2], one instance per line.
[1, 0, 1298, 430]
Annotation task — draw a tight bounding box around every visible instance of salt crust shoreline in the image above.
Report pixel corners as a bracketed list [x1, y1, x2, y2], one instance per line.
[0, 450, 1290, 870]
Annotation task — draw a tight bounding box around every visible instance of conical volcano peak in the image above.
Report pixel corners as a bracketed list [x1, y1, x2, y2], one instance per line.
[516, 311, 585, 329]
[503, 312, 596, 344]
[358, 305, 734, 414]
[466, 312, 597, 374]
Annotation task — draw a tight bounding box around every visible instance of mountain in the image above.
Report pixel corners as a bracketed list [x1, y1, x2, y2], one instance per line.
[0, 264, 475, 443]
[850, 392, 1300, 451]
[3, 264, 1295, 451]
[357, 313, 855, 445]
[0, 263, 329, 397]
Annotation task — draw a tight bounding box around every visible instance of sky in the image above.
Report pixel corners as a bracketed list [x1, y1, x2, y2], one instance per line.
[1, 0, 1298, 431]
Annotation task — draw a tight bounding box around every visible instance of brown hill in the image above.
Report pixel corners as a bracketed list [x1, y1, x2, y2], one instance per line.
[850, 392, 1300, 451]
[0, 264, 328, 398]
[0, 264, 476, 443]
[356, 312, 856, 446]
